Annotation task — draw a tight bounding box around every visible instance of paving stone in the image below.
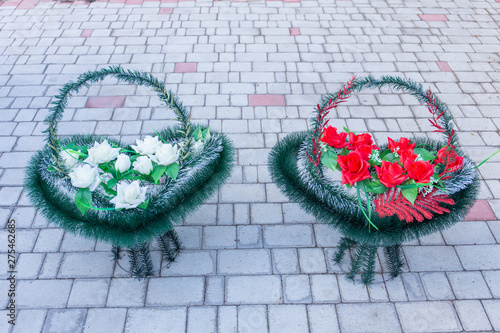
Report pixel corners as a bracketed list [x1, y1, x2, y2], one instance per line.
[218, 249, 271, 275]
[42, 309, 86, 333]
[268, 305, 308, 333]
[12, 309, 47, 333]
[237, 305, 268, 333]
[162, 251, 215, 276]
[67, 279, 109, 308]
[58, 252, 115, 278]
[338, 303, 401, 333]
[16, 253, 44, 279]
[17, 279, 73, 308]
[125, 308, 186, 333]
[282, 203, 316, 223]
[263, 225, 314, 247]
[310, 275, 340, 303]
[237, 225, 262, 248]
[251, 203, 283, 224]
[186, 307, 216, 333]
[84, 308, 127, 333]
[454, 300, 493, 331]
[272, 248, 299, 274]
[455, 245, 500, 270]
[401, 273, 427, 301]
[283, 275, 311, 303]
[33, 229, 64, 252]
[420, 272, 455, 300]
[146, 277, 205, 306]
[385, 275, 409, 302]
[442, 221, 496, 244]
[218, 306, 237, 333]
[203, 226, 236, 249]
[298, 248, 327, 274]
[447, 271, 492, 299]
[404, 246, 463, 272]
[226, 276, 282, 304]
[396, 301, 462, 332]
[307, 304, 340, 333]
[337, 276, 370, 302]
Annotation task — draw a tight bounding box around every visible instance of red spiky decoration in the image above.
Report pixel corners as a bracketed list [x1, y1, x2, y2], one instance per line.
[307, 76, 356, 174]
[374, 188, 456, 223]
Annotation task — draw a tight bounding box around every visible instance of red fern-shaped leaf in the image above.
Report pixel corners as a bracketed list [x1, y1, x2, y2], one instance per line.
[374, 188, 456, 223]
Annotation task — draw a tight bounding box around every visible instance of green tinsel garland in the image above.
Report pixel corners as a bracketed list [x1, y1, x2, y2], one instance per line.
[269, 76, 479, 284]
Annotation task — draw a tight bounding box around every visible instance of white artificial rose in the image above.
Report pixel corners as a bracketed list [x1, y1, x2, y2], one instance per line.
[133, 156, 153, 175]
[60, 149, 80, 169]
[115, 154, 131, 173]
[68, 164, 101, 191]
[131, 136, 163, 155]
[192, 139, 204, 153]
[84, 140, 121, 166]
[151, 143, 180, 166]
[109, 181, 147, 209]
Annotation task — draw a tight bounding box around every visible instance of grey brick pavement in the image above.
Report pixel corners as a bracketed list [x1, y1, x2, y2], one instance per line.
[0, 0, 499, 332]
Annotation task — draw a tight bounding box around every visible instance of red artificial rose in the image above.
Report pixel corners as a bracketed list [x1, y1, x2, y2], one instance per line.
[436, 146, 464, 173]
[404, 159, 435, 184]
[355, 145, 374, 160]
[347, 132, 377, 150]
[337, 151, 372, 186]
[375, 161, 408, 188]
[388, 137, 415, 154]
[399, 149, 418, 165]
[320, 126, 349, 149]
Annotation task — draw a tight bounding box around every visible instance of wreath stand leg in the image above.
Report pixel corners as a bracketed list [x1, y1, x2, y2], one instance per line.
[332, 237, 405, 285]
[111, 229, 183, 278]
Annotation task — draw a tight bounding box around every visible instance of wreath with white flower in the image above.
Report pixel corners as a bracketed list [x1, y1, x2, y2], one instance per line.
[25, 67, 234, 277]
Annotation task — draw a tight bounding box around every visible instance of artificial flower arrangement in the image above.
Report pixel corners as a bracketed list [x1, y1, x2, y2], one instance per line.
[25, 67, 233, 278]
[56, 127, 210, 217]
[269, 76, 480, 284]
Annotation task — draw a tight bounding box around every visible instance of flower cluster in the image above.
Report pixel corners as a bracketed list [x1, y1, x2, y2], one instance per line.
[53, 127, 211, 216]
[319, 127, 464, 204]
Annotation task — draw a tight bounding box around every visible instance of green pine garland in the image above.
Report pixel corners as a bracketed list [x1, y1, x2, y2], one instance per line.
[269, 76, 479, 284]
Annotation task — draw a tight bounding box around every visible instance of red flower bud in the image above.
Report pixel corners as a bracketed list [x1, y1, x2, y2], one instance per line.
[347, 132, 377, 150]
[399, 149, 418, 165]
[388, 137, 415, 154]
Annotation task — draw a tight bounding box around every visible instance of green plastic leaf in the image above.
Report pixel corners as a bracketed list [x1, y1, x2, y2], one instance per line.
[137, 199, 149, 210]
[130, 155, 139, 162]
[166, 163, 179, 181]
[382, 152, 398, 163]
[366, 180, 387, 194]
[192, 127, 202, 141]
[414, 148, 435, 161]
[320, 148, 338, 171]
[48, 165, 58, 173]
[64, 142, 80, 151]
[107, 178, 118, 189]
[75, 188, 92, 216]
[151, 165, 168, 184]
[400, 179, 418, 204]
[202, 128, 211, 140]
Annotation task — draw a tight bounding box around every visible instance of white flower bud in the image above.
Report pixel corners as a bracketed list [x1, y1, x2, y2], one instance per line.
[115, 154, 131, 173]
[133, 156, 153, 175]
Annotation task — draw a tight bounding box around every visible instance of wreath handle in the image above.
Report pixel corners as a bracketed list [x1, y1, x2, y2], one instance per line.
[44, 66, 192, 157]
[311, 76, 458, 147]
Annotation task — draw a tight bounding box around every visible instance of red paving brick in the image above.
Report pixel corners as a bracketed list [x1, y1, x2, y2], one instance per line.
[86, 96, 126, 108]
[419, 14, 448, 21]
[465, 199, 497, 221]
[249, 95, 286, 107]
[290, 28, 301, 36]
[437, 61, 453, 72]
[159, 7, 174, 13]
[174, 62, 197, 73]
[81, 29, 93, 38]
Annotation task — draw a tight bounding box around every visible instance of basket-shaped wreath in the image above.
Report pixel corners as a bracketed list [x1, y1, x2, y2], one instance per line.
[25, 67, 234, 277]
[269, 76, 479, 284]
